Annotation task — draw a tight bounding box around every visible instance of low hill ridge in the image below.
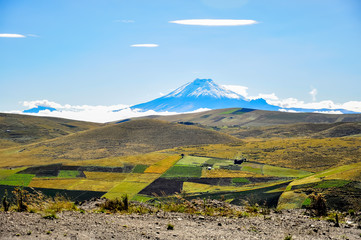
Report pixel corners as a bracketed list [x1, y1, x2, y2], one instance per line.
[4, 119, 239, 164]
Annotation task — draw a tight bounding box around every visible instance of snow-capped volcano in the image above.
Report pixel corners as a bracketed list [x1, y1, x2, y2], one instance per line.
[165, 79, 243, 100]
[129, 79, 280, 112]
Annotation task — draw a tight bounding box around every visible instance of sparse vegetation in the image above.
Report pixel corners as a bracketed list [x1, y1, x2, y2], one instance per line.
[307, 193, 327, 216]
[100, 195, 129, 212]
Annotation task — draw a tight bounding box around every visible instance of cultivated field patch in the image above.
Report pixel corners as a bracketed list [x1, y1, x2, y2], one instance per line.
[161, 165, 202, 178]
[84, 172, 128, 182]
[201, 169, 261, 178]
[175, 156, 210, 166]
[183, 182, 242, 194]
[0, 173, 35, 186]
[104, 173, 161, 199]
[0, 167, 26, 180]
[29, 178, 117, 192]
[144, 155, 181, 174]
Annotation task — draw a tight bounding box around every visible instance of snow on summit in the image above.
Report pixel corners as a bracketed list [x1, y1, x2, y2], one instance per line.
[165, 79, 242, 99]
[130, 78, 280, 112]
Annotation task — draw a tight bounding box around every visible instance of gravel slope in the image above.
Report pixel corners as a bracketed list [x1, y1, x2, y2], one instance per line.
[1, 210, 360, 240]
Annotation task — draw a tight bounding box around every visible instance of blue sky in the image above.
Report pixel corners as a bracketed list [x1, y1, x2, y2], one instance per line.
[1, 0, 361, 121]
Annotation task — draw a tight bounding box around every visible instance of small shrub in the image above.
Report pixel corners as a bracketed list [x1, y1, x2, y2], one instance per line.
[167, 223, 174, 230]
[244, 201, 259, 214]
[101, 195, 129, 212]
[47, 195, 76, 213]
[12, 187, 29, 212]
[307, 193, 327, 216]
[2, 189, 10, 211]
[42, 212, 58, 219]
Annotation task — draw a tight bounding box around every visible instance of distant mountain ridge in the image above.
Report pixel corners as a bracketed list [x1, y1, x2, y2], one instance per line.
[129, 79, 280, 112]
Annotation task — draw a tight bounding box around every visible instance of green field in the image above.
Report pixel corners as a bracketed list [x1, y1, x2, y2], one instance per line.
[0, 167, 26, 180]
[175, 156, 210, 166]
[132, 165, 149, 173]
[161, 165, 202, 178]
[0, 173, 35, 186]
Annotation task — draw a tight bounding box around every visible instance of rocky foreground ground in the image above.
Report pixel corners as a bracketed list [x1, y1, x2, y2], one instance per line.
[1, 209, 360, 240]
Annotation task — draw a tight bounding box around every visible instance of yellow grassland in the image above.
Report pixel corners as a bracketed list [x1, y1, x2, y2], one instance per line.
[201, 169, 263, 178]
[144, 155, 181, 174]
[83, 172, 129, 182]
[28, 178, 117, 192]
[0, 140, 20, 150]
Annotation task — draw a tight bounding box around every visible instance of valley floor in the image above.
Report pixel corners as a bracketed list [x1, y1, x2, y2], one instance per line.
[0, 210, 360, 240]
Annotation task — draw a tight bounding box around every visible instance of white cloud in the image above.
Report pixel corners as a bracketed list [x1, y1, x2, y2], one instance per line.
[279, 109, 298, 113]
[222, 85, 249, 98]
[224, 84, 361, 113]
[23, 100, 62, 109]
[12, 100, 208, 123]
[131, 44, 159, 47]
[169, 19, 258, 26]
[309, 88, 317, 101]
[0, 33, 26, 38]
[313, 110, 344, 114]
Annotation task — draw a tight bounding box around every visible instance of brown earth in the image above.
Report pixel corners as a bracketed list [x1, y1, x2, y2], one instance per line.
[1, 210, 360, 239]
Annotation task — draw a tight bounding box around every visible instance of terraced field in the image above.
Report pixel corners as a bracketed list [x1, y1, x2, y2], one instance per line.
[0, 151, 312, 207]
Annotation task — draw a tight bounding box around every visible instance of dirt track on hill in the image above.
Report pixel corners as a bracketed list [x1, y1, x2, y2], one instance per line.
[1, 210, 360, 240]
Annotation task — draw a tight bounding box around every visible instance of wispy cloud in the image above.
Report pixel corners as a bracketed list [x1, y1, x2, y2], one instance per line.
[169, 19, 258, 26]
[131, 44, 159, 47]
[0, 33, 26, 38]
[114, 19, 135, 23]
[27, 34, 40, 38]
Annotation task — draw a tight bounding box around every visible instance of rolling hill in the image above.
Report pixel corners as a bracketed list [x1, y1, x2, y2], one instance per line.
[0, 113, 102, 149]
[220, 122, 361, 139]
[0, 119, 240, 167]
[143, 108, 361, 128]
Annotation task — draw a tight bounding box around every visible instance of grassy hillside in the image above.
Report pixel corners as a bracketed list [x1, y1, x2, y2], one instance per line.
[221, 122, 361, 139]
[0, 119, 239, 168]
[144, 108, 361, 127]
[167, 137, 361, 172]
[278, 162, 361, 211]
[0, 113, 101, 149]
